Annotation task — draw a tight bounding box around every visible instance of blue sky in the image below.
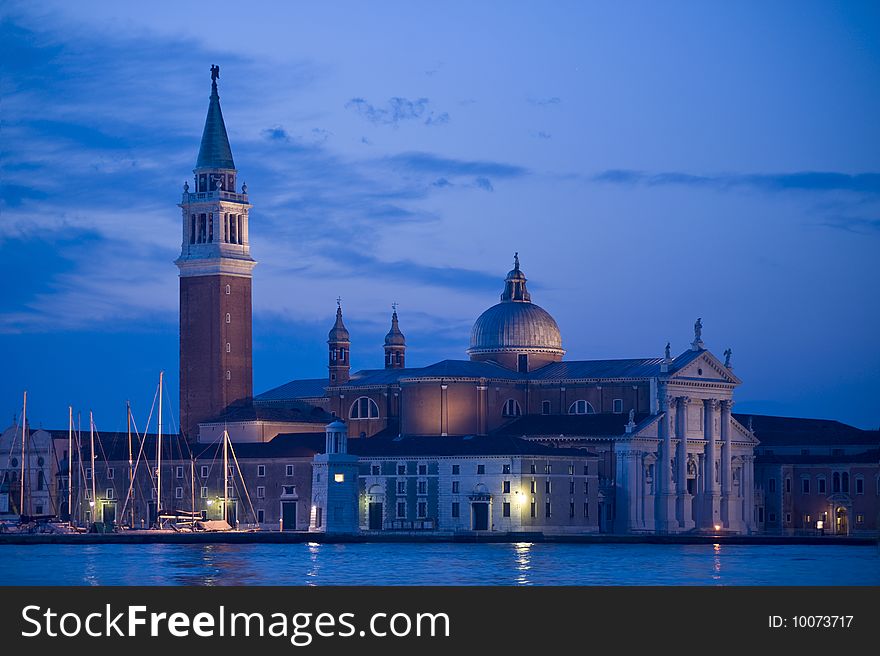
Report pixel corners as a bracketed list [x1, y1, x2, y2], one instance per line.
[2, 0, 879, 432]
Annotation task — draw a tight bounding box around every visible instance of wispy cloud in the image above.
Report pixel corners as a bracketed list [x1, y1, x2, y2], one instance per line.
[815, 217, 880, 234]
[527, 96, 561, 106]
[345, 97, 450, 127]
[593, 169, 880, 195]
[385, 152, 528, 178]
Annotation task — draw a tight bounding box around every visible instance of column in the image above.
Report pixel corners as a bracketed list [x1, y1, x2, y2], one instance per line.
[440, 383, 448, 436]
[742, 455, 754, 533]
[477, 384, 488, 435]
[675, 396, 693, 529]
[656, 389, 676, 532]
[702, 399, 719, 529]
[720, 399, 733, 529]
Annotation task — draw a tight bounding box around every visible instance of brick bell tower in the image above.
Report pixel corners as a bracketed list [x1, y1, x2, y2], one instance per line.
[176, 65, 255, 438]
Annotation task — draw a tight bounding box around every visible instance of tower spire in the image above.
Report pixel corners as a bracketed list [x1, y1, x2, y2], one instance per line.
[197, 64, 235, 171]
[384, 303, 406, 369]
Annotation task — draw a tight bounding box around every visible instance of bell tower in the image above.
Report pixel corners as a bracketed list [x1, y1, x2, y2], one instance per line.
[328, 299, 351, 385]
[176, 65, 255, 438]
[383, 304, 406, 369]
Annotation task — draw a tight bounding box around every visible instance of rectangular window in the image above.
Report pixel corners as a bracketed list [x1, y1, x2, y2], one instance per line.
[569, 502, 575, 518]
[802, 478, 810, 494]
[397, 481, 406, 495]
[397, 501, 407, 518]
[201, 466, 209, 478]
[530, 502, 536, 518]
[542, 400, 551, 415]
[583, 502, 589, 518]
[452, 481, 460, 494]
[334, 473, 345, 483]
[175, 487, 183, 499]
[857, 514, 865, 524]
[502, 464, 511, 475]
[106, 488, 114, 499]
[502, 502, 511, 518]
[282, 485, 295, 495]
[286, 465, 294, 477]
[417, 481, 427, 495]
[371, 465, 380, 475]
[818, 477, 826, 494]
[856, 478, 864, 494]
[257, 486, 265, 499]
[397, 464, 406, 475]
[785, 513, 792, 524]
[613, 398, 623, 414]
[584, 481, 589, 495]
[804, 514, 811, 525]
[477, 464, 486, 475]
[530, 463, 537, 474]
[451, 502, 460, 518]
[417, 502, 427, 518]
[451, 464, 460, 475]
[568, 465, 575, 476]
[583, 465, 589, 475]
[545, 501, 552, 518]
[785, 478, 791, 493]
[530, 480, 536, 494]
[200, 487, 208, 499]
[768, 512, 776, 523]
[86, 468, 92, 480]
[257, 465, 266, 477]
[418, 464, 427, 476]
[545, 480, 552, 494]
[569, 480, 575, 494]
[544, 464, 552, 474]
[173, 466, 182, 479]
[107, 468, 114, 480]
[768, 478, 776, 493]
[257, 509, 265, 523]
[502, 480, 511, 493]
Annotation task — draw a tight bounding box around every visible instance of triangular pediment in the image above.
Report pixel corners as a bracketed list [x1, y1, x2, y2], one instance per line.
[670, 350, 741, 385]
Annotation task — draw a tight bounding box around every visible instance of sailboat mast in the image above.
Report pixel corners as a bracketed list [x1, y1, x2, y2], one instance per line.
[127, 401, 133, 528]
[68, 406, 73, 528]
[20, 390, 27, 518]
[89, 411, 96, 523]
[223, 430, 229, 525]
[190, 457, 195, 526]
[157, 371, 163, 523]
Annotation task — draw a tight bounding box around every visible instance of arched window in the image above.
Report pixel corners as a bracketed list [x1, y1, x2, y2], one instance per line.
[225, 313, 231, 323]
[502, 399, 522, 417]
[568, 400, 595, 415]
[226, 342, 231, 353]
[832, 472, 841, 493]
[225, 370, 231, 381]
[350, 396, 379, 419]
[225, 284, 231, 295]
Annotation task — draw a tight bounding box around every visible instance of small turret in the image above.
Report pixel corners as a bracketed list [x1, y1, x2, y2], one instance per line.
[328, 298, 350, 385]
[384, 303, 406, 369]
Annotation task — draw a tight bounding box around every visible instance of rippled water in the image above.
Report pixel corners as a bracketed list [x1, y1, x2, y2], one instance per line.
[1, 543, 878, 585]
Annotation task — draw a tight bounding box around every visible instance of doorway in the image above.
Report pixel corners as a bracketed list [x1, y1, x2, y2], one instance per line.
[368, 502, 383, 530]
[103, 502, 117, 527]
[281, 501, 297, 531]
[472, 502, 489, 531]
[835, 506, 849, 535]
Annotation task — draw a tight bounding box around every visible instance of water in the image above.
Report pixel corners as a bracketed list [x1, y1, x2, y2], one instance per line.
[0, 543, 877, 585]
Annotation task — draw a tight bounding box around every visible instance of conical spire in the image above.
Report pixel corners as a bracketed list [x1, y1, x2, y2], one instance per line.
[384, 305, 406, 346]
[196, 65, 235, 170]
[328, 298, 350, 342]
[500, 251, 531, 302]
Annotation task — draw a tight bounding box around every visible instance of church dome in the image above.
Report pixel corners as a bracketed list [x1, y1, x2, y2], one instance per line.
[468, 255, 564, 358]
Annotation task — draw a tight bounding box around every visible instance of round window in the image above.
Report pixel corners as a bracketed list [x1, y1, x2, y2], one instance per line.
[10, 457, 18, 468]
[697, 368, 703, 375]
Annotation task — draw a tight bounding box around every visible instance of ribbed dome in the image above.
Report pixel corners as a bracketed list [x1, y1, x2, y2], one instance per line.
[467, 254, 564, 357]
[469, 302, 563, 354]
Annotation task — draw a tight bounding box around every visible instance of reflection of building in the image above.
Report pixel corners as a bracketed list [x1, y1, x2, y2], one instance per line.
[748, 415, 879, 535]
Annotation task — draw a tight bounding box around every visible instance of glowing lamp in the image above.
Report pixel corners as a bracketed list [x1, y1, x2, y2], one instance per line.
[89, 501, 95, 507]
[206, 499, 214, 506]
[816, 520, 824, 530]
[714, 524, 721, 531]
[334, 473, 345, 483]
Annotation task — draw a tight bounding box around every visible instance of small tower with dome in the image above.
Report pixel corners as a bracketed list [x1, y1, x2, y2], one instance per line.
[328, 299, 351, 385]
[467, 254, 564, 372]
[383, 304, 406, 369]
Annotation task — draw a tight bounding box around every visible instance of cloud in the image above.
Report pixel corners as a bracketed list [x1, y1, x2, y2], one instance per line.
[532, 130, 552, 140]
[385, 152, 528, 178]
[432, 177, 452, 188]
[262, 125, 290, 141]
[473, 177, 494, 192]
[345, 97, 449, 127]
[527, 96, 561, 106]
[592, 169, 880, 195]
[815, 217, 880, 234]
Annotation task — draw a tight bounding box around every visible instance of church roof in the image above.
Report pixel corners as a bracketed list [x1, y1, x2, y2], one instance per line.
[196, 73, 235, 170]
[255, 378, 328, 401]
[200, 403, 332, 424]
[493, 413, 651, 438]
[733, 413, 878, 447]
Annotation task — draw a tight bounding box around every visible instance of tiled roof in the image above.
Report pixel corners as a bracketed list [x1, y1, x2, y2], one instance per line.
[734, 413, 878, 447]
[255, 378, 328, 401]
[201, 403, 331, 424]
[756, 449, 880, 465]
[492, 413, 651, 437]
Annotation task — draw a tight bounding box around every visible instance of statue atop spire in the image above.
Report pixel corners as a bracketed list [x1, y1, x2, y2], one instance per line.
[691, 317, 705, 350]
[211, 64, 220, 82]
[196, 64, 235, 170]
[501, 253, 531, 302]
[514, 252, 520, 271]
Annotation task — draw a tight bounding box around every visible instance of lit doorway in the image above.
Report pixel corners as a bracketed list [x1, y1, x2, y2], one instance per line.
[835, 506, 849, 535]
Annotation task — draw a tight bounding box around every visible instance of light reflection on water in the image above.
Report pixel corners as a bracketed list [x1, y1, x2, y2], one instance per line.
[0, 543, 877, 586]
